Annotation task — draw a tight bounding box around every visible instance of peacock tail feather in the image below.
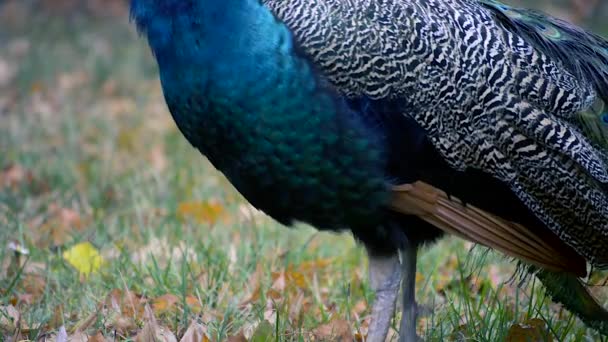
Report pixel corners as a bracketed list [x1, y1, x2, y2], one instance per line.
[479, 0, 608, 149]
[534, 267, 608, 335]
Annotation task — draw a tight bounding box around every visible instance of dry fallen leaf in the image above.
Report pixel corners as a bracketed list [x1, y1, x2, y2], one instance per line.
[87, 331, 108, 342]
[148, 144, 168, 172]
[106, 288, 147, 317]
[35, 206, 86, 247]
[506, 318, 553, 342]
[17, 272, 46, 305]
[179, 321, 210, 342]
[102, 288, 147, 334]
[152, 293, 180, 315]
[312, 318, 353, 341]
[0, 305, 20, 332]
[1, 163, 32, 189]
[350, 300, 368, 319]
[135, 305, 177, 342]
[226, 330, 247, 342]
[68, 331, 89, 342]
[177, 200, 226, 226]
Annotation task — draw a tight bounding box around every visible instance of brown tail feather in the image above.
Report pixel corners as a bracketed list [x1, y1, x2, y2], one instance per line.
[389, 181, 587, 277]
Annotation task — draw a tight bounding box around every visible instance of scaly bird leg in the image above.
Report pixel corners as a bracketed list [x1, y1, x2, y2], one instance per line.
[399, 244, 419, 342]
[366, 250, 401, 342]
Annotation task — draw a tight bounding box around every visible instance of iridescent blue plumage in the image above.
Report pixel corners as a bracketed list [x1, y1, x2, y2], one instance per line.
[130, 0, 392, 234]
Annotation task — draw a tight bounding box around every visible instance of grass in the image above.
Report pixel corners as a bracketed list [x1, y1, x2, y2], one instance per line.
[0, 3, 607, 341]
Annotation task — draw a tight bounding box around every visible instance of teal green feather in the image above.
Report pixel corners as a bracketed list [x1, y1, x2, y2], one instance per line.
[480, 0, 608, 149]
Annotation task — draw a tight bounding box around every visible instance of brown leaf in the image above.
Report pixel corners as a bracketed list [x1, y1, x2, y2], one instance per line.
[312, 318, 353, 341]
[1, 163, 32, 189]
[106, 288, 146, 317]
[36, 205, 86, 247]
[270, 272, 287, 293]
[18, 272, 46, 304]
[135, 305, 177, 342]
[288, 291, 306, 324]
[72, 307, 99, 333]
[0, 305, 20, 332]
[153, 294, 180, 315]
[350, 300, 368, 319]
[506, 318, 553, 342]
[48, 305, 64, 329]
[88, 332, 108, 342]
[148, 145, 168, 172]
[226, 331, 247, 342]
[239, 263, 263, 306]
[67, 330, 88, 342]
[179, 321, 210, 342]
[102, 289, 147, 335]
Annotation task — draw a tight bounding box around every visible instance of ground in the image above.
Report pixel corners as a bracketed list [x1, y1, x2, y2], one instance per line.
[0, 2, 606, 341]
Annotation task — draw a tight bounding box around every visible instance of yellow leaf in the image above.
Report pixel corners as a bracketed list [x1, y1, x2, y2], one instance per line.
[177, 201, 226, 226]
[63, 242, 104, 276]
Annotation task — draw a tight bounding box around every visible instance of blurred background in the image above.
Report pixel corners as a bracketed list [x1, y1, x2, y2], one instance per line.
[0, 0, 607, 341]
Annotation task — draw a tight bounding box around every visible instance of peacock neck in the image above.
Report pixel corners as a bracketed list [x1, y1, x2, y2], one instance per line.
[133, 0, 391, 230]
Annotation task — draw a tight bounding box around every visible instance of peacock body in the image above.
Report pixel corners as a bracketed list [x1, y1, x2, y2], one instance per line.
[131, 0, 608, 339]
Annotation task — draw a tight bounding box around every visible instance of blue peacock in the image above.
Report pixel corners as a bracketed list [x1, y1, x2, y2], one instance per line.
[130, 0, 608, 340]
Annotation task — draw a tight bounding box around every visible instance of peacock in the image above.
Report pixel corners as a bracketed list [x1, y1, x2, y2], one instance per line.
[130, 0, 608, 340]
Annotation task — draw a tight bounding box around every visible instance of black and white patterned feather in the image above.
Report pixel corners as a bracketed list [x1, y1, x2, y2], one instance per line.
[263, 0, 608, 268]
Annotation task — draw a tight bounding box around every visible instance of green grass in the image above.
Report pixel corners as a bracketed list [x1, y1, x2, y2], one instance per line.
[0, 5, 606, 341]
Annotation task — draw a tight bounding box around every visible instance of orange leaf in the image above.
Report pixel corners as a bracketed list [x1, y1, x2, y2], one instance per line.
[177, 201, 226, 226]
[88, 332, 109, 342]
[185, 295, 203, 314]
[153, 294, 180, 315]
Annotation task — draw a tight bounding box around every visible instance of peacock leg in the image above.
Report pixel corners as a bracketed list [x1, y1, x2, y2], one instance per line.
[366, 250, 401, 342]
[398, 244, 419, 342]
